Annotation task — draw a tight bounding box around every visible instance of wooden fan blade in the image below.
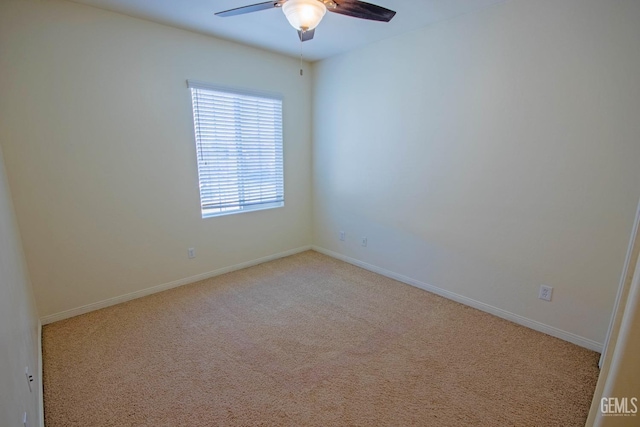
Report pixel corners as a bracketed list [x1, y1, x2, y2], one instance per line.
[329, 0, 396, 22]
[297, 28, 315, 42]
[215, 1, 281, 17]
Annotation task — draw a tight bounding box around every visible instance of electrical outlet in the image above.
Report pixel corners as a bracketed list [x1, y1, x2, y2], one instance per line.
[25, 367, 34, 393]
[539, 285, 553, 302]
[339, 231, 345, 241]
[361, 237, 367, 247]
[187, 248, 196, 259]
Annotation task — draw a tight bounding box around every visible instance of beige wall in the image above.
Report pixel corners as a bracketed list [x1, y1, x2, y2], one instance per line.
[0, 0, 313, 318]
[312, 0, 640, 347]
[0, 147, 41, 426]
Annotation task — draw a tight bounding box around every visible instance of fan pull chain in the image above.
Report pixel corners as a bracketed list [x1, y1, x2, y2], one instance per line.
[299, 35, 303, 76]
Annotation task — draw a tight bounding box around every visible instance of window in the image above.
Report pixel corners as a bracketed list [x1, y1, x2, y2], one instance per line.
[188, 80, 284, 218]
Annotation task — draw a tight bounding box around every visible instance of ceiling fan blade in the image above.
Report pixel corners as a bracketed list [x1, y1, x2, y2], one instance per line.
[329, 0, 396, 22]
[297, 29, 315, 42]
[215, 1, 281, 17]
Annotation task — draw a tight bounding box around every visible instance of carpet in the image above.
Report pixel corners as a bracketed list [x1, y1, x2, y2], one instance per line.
[43, 250, 599, 426]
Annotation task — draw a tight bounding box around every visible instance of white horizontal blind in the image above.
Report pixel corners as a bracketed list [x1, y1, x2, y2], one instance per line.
[188, 83, 284, 218]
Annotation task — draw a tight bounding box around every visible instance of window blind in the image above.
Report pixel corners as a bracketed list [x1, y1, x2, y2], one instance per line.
[188, 81, 284, 218]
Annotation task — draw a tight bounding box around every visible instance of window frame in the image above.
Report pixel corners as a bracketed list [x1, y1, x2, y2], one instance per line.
[187, 80, 285, 219]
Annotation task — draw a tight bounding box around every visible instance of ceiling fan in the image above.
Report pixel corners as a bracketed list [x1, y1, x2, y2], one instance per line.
[215, 0, 396, 42]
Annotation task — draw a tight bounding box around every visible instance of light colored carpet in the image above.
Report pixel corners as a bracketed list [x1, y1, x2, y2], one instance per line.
[43, 251, 599, 426]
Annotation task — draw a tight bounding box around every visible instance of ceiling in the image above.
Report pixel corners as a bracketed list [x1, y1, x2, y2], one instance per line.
[70, 0, 507, 62]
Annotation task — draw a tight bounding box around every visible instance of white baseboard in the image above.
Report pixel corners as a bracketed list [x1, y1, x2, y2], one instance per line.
[38, 320, 44, 427]
[40, 246, 312, 325]
[312, 245, 603, 353]
[39, 243, 602, 352]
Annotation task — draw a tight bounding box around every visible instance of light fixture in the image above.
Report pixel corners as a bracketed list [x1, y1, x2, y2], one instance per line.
[282, 0, 327, 32]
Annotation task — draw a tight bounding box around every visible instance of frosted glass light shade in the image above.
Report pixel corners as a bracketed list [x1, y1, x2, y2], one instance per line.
[282, 0, 327, 31]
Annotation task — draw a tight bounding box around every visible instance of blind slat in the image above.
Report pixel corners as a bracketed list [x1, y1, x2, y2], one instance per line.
[190, 86, 284, 217]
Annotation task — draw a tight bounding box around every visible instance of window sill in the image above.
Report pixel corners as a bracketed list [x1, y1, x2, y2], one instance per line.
[201, 202, 284, 219]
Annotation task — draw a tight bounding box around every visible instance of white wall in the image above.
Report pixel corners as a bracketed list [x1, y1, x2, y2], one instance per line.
[312, 0, 640, 347]
[588, 250, 640, 426]
[0, 146, 41, 426]
[587, 205, 640, 426]
[0, 0, 313, 319]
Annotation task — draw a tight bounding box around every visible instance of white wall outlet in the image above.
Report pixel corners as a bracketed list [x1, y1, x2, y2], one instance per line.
[361, 237, 367, 247]
[25, 367, 34, 392]
[187, 248, 196, 259]
[339, 231, 345, 241]
[539, 285, 553, 302]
